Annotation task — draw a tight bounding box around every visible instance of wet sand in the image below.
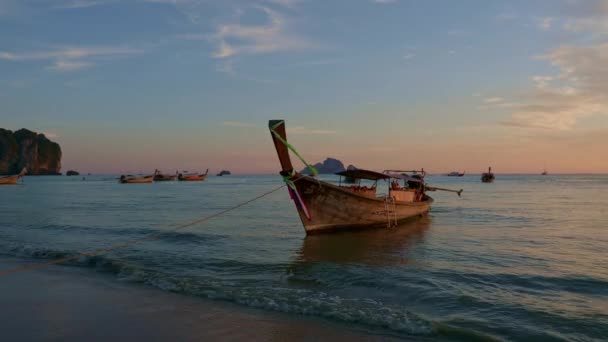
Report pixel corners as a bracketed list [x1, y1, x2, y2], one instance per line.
[0, 258, 400, 341]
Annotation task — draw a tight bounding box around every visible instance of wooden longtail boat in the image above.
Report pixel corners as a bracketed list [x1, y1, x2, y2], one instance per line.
[153, 169, 177, 181]
[178, 169, 209, 181]
[269, 120, 463, 235]
[119, 174, 154, 184]
[0, 168, 27, 185]
[481, 167, 495, 183]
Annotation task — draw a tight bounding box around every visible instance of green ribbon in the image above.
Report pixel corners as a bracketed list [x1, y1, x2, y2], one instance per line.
[282, 169, 297, 190]
[270, 122, 318, 176]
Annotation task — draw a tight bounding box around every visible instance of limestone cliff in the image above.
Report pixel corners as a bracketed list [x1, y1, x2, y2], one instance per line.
[0, 129, 62, 175]
[301, 158, 346, 174]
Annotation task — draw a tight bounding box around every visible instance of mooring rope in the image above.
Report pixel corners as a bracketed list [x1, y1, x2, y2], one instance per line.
[0, 183, 288, 277]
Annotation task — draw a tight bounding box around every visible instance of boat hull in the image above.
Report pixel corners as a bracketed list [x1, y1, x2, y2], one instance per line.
[0, 175, 19, 185]
[178, 175, 207, 181]
[120, 177, 154, 184]
[290, 176, 433, 234]
[154, 175, 177, 181]
[481, 174, 495, 183]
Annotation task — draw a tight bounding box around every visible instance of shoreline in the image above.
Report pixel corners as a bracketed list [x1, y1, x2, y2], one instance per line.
[0, 257, 405, 341]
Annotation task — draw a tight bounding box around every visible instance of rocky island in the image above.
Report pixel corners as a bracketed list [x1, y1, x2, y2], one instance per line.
[0, 128, 62, 175]
[301, 158, 347, 174]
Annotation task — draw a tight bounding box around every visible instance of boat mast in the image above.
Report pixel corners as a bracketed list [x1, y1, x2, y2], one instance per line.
[269, 120, 294, 175]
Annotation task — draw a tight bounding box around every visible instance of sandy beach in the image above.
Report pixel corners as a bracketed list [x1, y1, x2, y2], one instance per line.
[0, 257, 401, 341]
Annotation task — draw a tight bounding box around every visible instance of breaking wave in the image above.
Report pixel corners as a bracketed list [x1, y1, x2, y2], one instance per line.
[0, 244, 444, 337]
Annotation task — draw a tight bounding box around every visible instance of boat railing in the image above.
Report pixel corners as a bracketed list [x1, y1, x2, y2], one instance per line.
[340, 185, 377, 198]
[389, 188, 417, 202]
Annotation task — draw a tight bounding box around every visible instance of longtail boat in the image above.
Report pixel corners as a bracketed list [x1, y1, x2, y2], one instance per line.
[481, 167, 495, 183]
[153, 169, 177, 181]
[269, 120, 462, 234]
[178, 169, 209, 181]
[119, 174, 154, 184]
[0, 168, 27, 185]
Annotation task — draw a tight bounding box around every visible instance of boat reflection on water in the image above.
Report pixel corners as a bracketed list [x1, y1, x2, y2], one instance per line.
[292, 217, 431, 267]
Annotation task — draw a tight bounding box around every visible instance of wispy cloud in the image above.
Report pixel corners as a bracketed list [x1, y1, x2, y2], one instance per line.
[265, 0, 301, 8]
[0, 46, 142, 72]
[493, 1, 608, 131]
[222, 121, 257, 128]
[273, 59, 338, 69]
[562, 0, 608, 36]
[47, 60, 93, 71]
[289, 126, 337, 135]
[500, 43, 608, 130]
[208, 6, 311, 59]
[53, 0, 109, 9]
[484, 97, 504, 104]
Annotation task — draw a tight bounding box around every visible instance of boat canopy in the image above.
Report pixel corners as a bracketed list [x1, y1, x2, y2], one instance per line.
[335, 169, 391, 180]
[336, 168, 422, 181]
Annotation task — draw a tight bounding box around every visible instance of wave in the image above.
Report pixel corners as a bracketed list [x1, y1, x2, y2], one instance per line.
[18, 224, 224, 245]
[0, 244, 444, 337]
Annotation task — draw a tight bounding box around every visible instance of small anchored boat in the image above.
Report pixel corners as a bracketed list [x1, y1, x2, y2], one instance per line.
[119, 174, 154, 184]
[481, 167, 495, 183]
[0, 168, 27, 185]
[269, 120, 462, 234]
[447, 171, 465, 177]
[178, 169, 209, 181]
[153, 169, 177, 181]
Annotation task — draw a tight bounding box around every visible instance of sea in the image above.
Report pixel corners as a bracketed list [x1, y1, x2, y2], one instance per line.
[1, 174, 607, 341]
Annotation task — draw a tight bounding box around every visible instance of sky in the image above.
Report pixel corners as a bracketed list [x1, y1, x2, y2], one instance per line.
[1, 0, 607, 174]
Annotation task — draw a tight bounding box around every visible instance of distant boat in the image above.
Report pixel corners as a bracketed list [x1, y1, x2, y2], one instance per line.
[153, 169, 177, 181]
[0, 168, 27, 185]
[541, 169, 548, 176]
[447, 171, 465, 177]
[178, 169, 209, 181]
[119, 174, 154, 184]
[66, 170, 79, 176]
[216, 170, 231, 176]
[481, 167, 495, 183]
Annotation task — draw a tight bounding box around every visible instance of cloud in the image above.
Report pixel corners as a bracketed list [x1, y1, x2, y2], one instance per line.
[222, 121, 257, 128]
[0, 46, 142, 72]
[500, 43, 608, 130]
[208, 6, 311, 59]
[265, 0, 301, 8]
[47, 60, 93, 71]
[289, 126, 337, 135]
[403, 53, 415, 60]
[54, 0, 109, 9]
[492, 1, 608, 131]
[484, 97, 504, 104]
[562, 0, 608, 36]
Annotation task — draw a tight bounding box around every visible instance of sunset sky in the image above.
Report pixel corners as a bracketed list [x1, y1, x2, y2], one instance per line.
[1, 0, 607, 174]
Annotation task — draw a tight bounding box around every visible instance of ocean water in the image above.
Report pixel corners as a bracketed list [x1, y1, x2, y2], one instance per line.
[1, 174, 607, 341]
